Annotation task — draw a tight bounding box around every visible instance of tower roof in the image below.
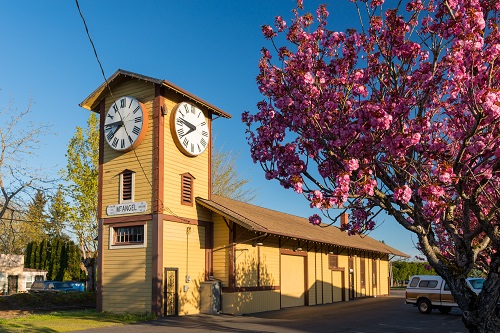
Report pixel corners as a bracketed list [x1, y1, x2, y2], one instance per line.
[79, 69, 231, 119]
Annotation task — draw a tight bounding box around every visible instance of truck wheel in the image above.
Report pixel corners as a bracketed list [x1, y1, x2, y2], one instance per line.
[417, 299, 432, 314]
[438, 306, 452, 314]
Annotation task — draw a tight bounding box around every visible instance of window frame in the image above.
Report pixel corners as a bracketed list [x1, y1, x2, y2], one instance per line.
[109, 222, 147, 249]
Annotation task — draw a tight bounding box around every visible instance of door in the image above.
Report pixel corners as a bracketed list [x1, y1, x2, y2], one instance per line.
[280, 254, 305, 308]
[8, 275, 18, 295]
[164, 268, 178, 316]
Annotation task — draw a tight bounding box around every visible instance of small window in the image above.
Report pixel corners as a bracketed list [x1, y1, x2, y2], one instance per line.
[26, 275, 33, 289]
[444, 283, 450, 291]
[181, 173, 195, 206]
[410, 277, 420, 287]
[109, 223, 147, 249]
[419, 280, 438, 288]
[328, 254, 339, 269]
[120, 170, 135, 203]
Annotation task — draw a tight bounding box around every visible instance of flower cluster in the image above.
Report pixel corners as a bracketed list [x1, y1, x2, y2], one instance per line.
[244, 0, 500, 270]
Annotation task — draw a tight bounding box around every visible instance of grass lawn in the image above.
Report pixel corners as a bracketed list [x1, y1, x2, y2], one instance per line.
[0, 309, 156, 333]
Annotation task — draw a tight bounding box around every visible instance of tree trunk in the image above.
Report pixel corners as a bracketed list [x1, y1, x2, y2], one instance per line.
[463, 309, 500, 333]
[82, 257, 96, 291]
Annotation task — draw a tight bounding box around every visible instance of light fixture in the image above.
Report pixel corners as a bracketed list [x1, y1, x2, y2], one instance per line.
[256, 242, 263, 246]
[329, 251, 334, 254]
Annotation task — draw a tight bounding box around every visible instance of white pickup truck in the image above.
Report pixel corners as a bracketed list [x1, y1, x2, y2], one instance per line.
[405, 275, 485, 314]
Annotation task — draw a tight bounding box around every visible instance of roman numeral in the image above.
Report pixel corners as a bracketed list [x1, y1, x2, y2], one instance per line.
[106, 131, 114, 141]
[132, 126, 140, 136]
[200, 138, 207, 147]
[121, 139, 125, 149]
[112, 103, 118, 112]
[197, 144, 201, 152]
[128, 135, 133, 143]
[120, 98, 126, 108]
[176, 118, 184, 126]
[105, 125, 112, 131]
[202, 130, 208, 137]
[200, 121, 206, 127]
[112, 137, 119, 148]
[135, 116, 142, 123]
[133, 106, 141, 114]
[183, 138, 189, 148]
[191, 143, 194, 153]
[177, 128, 184, 137]
[107, 113, 114, 120]
[129, 99, 134, 108]
[184, 104, 190, 113]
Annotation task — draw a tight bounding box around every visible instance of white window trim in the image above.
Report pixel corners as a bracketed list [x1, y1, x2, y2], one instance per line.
[119, 171, 135, 204]
[109, 223, 147, 250]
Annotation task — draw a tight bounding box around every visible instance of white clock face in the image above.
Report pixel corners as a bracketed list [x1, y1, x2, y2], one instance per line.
[171, 102, 209, 156]
[104, 96, 147, 152]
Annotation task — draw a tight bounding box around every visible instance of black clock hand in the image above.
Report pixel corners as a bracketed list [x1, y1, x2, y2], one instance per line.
[105, 120, 124, 129]
[179, 118, 196, 137]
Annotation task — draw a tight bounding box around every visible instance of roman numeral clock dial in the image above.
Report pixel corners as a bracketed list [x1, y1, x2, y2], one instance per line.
[104, 96, 148, 152]
[171, 102, 210, 157]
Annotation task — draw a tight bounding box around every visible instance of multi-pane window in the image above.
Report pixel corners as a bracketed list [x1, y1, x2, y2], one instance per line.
[120, 170, 135, 203]
[26, 275, 33, 289]
[114, 226, 144, 244]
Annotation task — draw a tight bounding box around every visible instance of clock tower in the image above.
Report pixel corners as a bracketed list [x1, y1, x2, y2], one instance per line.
[80, 69, 231, 316]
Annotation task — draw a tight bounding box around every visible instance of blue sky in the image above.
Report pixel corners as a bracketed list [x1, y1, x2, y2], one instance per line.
[0, 0, 419, 258]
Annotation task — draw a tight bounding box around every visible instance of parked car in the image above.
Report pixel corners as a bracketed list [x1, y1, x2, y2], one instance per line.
[64, 281, 85, 292]
[405, 275, 495, 314]
[29, 281, 80, 293]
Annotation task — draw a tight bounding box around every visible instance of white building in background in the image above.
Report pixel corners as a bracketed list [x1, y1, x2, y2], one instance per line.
[0, 254, 47, 294]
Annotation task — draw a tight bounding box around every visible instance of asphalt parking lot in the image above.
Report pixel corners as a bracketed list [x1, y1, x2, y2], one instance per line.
[73, 290, 468, 333]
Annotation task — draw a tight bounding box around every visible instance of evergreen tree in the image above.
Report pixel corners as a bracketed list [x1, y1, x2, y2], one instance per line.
[25, 190, 48, 241]
[47, 186, 69, 238]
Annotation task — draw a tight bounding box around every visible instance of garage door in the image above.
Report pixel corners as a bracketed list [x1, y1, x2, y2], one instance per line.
[280, 254, 305, 308]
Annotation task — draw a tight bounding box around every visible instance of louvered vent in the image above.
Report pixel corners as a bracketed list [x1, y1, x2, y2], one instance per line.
[181, 174, 193, 205]
[122, 171, 133, 201]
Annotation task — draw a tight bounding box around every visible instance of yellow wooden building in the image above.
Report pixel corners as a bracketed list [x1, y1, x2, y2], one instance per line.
[80, 69, 408, 317]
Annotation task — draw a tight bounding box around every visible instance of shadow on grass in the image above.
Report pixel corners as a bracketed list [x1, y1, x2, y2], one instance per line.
[0, 309, 156, 333]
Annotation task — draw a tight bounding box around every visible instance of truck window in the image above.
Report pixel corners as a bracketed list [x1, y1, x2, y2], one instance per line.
[409, 277, 420, 287]
[419, 280, 438, 288]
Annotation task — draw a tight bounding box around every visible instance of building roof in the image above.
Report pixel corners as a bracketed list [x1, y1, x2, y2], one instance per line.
[196, 194, 409, 257]
[79, 69, 231, 119]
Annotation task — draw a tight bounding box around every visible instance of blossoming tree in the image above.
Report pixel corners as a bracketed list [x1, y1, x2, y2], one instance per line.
[243, 0, 500, 331]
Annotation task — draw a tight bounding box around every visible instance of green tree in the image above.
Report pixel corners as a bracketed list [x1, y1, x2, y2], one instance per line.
[25, 190, 48, 241]
[63, 113, 99, 289]
[47, 185, 69, 238]
[212, 147, 257, 202]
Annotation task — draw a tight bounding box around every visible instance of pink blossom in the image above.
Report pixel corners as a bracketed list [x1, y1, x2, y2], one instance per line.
[309, 214, 322, 225]
[394, 185, 412, 204]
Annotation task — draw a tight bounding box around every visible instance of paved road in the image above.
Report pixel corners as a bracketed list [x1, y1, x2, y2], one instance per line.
[73, 290, 468, 333]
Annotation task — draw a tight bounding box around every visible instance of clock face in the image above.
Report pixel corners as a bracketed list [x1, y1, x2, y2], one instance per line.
[171, 102, 209, 156]
[104, 96, 148, 152]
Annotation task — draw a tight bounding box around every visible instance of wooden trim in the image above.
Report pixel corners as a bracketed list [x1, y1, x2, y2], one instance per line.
[304, 252, 309, 306]
[279, 249, 307, 257]
[152, 85, 165, 316]
[229, 222, 235, 289]
[96, 99, 105, 312]
[222, 286, 280, 292]
[96, 218, 103, 311]
[205, 222, 213, 280]
[98, 99, 105, 219]
[153, 85, 165, 213]
[107, 220, 148, 228]
[152, 214, 163, 316]
[103, 214, 153, 224]
[208, 113, 212, 200]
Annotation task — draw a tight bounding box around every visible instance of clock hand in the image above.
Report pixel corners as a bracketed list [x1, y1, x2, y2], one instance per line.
[179, 118, 196, 138]
[105, 120, 125, 128]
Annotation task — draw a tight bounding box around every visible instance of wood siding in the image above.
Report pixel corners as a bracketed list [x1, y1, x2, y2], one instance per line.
[101, 81, 155, 218]
[162, 220, 206, 315]
[101, 221, 152, 313]
[212, 215, 229, 286]
[162, 93, 211, 222]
